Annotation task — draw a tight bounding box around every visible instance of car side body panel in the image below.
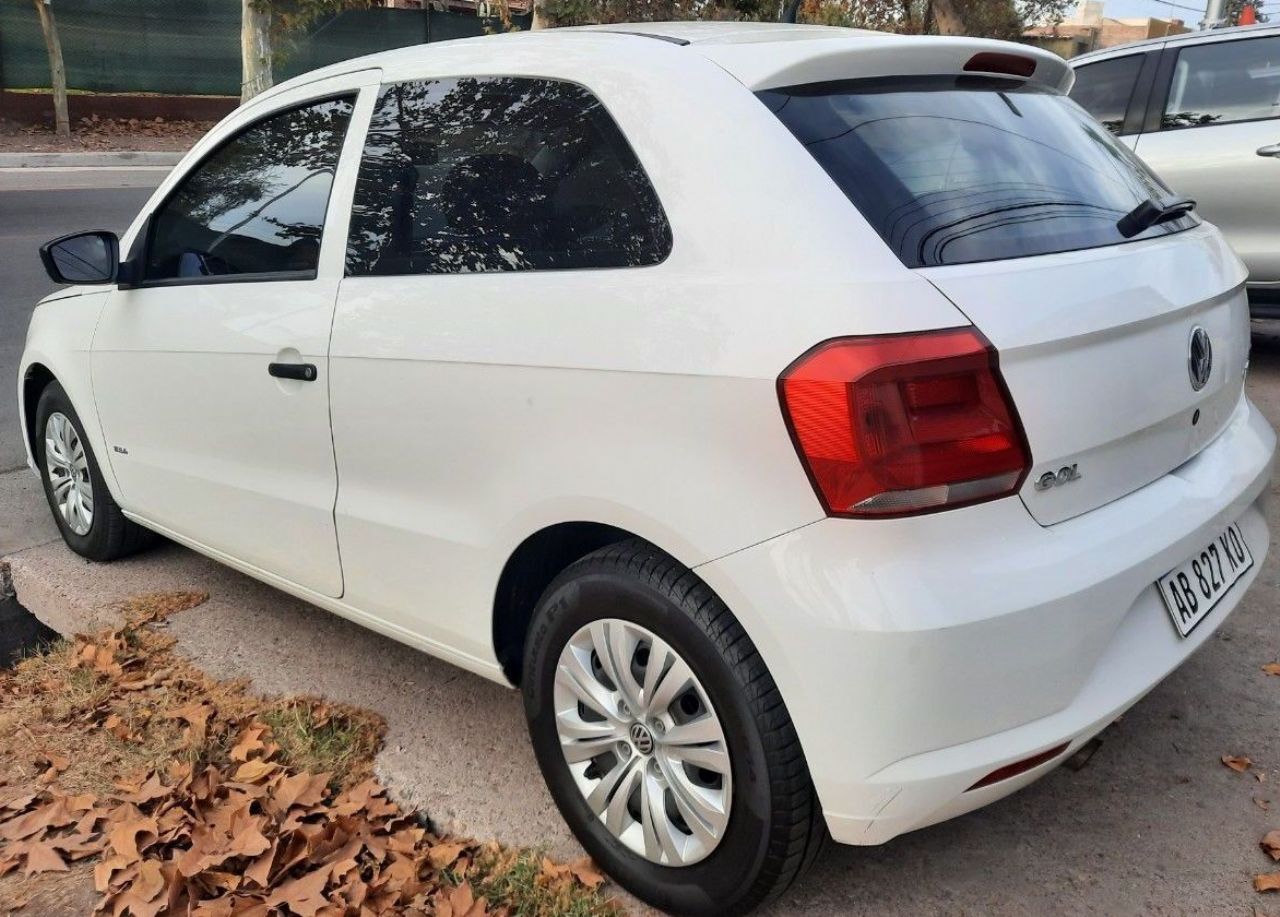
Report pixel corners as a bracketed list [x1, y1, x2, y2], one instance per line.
[1136, 119, 1280, 288]
[328, 37, 970, 663]
[18, 291, 117, 494]
[89, 72, 382, 598]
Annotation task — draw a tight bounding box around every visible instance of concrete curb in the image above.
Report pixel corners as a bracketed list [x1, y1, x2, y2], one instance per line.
[0, 151, 184, 169]
[3, 550, 118, 636]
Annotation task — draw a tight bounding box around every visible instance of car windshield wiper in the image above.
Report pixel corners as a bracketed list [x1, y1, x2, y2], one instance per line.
[1116, 196, 1196, 239]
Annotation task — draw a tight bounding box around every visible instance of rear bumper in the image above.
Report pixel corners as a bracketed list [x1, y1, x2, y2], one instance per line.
[698, 393, 1275, 846]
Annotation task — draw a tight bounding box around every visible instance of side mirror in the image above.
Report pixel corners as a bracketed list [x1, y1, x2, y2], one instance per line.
[39, 231, 120, 285]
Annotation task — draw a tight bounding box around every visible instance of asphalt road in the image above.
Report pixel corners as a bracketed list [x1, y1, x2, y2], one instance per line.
[0, 169, 160, 471]
[2, 168, 1280, 916]
[0, 594, 57, 669]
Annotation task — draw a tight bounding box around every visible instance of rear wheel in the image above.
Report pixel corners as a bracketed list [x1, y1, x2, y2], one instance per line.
[34, 382, 155, 561]
[523, 539, 826, 917]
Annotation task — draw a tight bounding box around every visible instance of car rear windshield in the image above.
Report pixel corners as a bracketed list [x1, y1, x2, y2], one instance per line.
[757, 76, 1198, 268]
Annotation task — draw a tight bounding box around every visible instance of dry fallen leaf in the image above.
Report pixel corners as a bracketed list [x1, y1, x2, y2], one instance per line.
[1263, 663, 1280, 677]
[103, 713, 136, 742]
[264, 865, 330, 917]
[170, 703, 214, 747]
[0, 592, 608, 917]
[427, 841, 469, 870]
[1225, 755, 1255, 773]
[95, 854, 134, 893]
[1257, 798, 1273, 813]
[35, 750, 69, 785]
[109, 815, 159, 863]
[103, 858, 167, 917]
[1264, 831, 1280, 862]
[569, 856, 606, 890]
[233, 759, 278, 783]
[230, 725, 267, 763]
[1256, 872, 1280, 893]
[21, 840, 69, 875]
[436, 881, 489, 917]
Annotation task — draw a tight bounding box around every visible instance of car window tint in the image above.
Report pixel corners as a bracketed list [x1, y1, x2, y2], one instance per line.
[146, 97, 355, 282]
[758, 76, 1191, 269]
[1069, 54, 1142, 134]
[1164, 36, 1280, 129]
[346, 77, 672, 276]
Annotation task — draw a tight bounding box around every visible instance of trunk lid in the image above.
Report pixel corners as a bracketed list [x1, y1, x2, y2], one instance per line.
[919, 224, 1249, 525]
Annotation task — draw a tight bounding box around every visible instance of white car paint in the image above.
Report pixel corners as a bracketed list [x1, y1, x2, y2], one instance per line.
[91, 72, 382, 597]
[17, 23, 1275, 856]
[921, 222, 1250, 525]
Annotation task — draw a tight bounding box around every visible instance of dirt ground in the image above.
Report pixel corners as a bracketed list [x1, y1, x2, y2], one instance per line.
[0, 118, 210, 154]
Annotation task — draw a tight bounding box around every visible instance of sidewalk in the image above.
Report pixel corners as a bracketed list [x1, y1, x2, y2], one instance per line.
[0, 151, 184, 169]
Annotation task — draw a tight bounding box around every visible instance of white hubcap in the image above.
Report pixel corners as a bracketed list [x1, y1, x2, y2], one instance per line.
[553, 619, 733, 866]
[44, 412, 93, 537]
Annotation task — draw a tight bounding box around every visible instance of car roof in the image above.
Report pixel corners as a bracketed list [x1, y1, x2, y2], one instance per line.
[573, 20, 888, 44]
[251, 22, 1072, 106]
[1071, 22, 1280, 64]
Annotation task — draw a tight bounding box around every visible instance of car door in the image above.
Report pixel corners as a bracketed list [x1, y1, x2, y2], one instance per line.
[91, 71, 380, 597]
[328, 75, 673, 660]
[1133, 33, 1280, 287]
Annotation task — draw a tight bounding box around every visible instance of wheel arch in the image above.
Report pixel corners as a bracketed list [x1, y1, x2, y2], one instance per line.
[18, 350, 125, 506]
[21, 362, 57, 466]
[492, 521, 638, 686]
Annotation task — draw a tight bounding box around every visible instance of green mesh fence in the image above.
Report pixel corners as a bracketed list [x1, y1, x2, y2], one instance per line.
[0, 1, 527, 96]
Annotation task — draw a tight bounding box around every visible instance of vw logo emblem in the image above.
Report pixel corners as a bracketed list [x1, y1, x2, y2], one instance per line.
[1188, 326, 1212, 392]
[629, 722, 655, 755]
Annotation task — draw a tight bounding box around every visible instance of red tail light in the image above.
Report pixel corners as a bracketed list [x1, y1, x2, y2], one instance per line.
[778, 328, 1030, 518]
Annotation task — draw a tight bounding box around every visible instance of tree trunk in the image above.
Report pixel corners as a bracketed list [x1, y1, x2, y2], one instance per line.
[241, 0, 273, 103]
[530, 0, 548, 29]
[32, 0, 69, 138]
[930, 0, 968, 34]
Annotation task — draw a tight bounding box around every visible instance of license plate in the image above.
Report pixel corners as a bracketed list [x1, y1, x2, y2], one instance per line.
[1157, 523, 1253, 638]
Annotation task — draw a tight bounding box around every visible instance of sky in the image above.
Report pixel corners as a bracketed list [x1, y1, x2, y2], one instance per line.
[1071, 0, 1211, 22]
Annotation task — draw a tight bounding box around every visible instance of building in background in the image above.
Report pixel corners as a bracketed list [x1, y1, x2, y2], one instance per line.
[1023, 0, 1189, 57]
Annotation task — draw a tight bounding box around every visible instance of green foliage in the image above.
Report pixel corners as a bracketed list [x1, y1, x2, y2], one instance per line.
[542, 0, 774, 27]
[541, 0, 1068, 39]
[251, 0, 374, 45]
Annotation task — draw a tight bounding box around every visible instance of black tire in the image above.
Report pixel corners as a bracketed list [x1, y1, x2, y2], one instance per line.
[34, 381, 156, 562]
[523, 539, 827, 917]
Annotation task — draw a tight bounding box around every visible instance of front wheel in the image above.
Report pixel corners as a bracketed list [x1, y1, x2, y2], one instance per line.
[34, 381, 155, 561]
[522, 539, 826, 917]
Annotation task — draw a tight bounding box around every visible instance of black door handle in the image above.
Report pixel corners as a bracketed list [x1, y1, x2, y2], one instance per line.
[268, 362, 318, 382]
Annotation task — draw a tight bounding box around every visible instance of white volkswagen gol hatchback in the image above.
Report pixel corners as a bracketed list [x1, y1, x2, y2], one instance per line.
[18, 22, 1276, 916]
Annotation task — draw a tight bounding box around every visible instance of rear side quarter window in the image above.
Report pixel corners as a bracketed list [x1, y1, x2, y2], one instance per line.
[346, 76, 672, 276]
[758, 75, 1194, 269]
